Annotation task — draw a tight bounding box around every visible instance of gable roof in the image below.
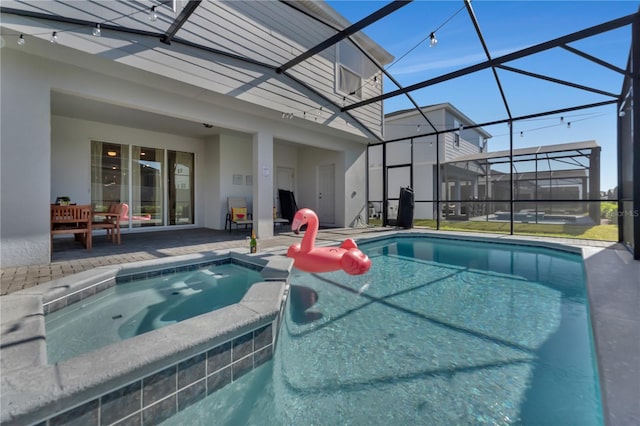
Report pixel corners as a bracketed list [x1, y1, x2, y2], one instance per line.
[385, 102, 493, 139]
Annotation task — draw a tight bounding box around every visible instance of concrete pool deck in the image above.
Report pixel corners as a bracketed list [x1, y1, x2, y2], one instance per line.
[1, 227, 638, 425]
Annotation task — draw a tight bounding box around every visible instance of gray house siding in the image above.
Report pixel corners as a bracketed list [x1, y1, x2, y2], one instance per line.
[1, 0, 388, 140]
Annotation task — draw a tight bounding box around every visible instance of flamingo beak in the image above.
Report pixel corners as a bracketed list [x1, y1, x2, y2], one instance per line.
[291, 215, 305, 234]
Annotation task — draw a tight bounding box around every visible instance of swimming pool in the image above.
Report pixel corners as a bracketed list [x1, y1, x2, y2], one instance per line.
[46, 262, 264, 364]
[163, 235, 603, 425]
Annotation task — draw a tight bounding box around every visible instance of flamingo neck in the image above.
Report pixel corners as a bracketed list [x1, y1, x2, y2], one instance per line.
[300, 216, 319, 252]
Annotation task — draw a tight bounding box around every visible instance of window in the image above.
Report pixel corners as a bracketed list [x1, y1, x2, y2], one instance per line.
[337, 41, 363, 99]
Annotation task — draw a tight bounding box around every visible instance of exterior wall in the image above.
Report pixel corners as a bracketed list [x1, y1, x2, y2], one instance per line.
[297, 146, 341, 224]
[384, 109, 446, 141]
[1, 0, 386, 141]
[1, 46, 371, 266]
[1, 48, 52, 267]
[344, 148, 369, 226]
[443, 132, 483, 161]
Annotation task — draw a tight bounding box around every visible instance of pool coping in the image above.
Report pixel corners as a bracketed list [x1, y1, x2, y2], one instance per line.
[0, 249, 293, 425]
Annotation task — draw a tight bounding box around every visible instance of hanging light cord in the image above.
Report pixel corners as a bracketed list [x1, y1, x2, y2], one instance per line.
[385, 4, 465, 71]
[10, 4, 156, 40]
[288, 3, 467, 122]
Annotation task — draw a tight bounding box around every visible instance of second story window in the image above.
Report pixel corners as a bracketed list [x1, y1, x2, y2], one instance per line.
[337, 41, 363, 99]
[453, 118, 461, 147]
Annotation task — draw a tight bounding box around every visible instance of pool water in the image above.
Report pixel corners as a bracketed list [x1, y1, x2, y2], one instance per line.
[46, 263, 263, 364]
[163, 236, 603, 425]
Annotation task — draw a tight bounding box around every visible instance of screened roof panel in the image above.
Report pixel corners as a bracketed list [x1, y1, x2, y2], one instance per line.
[442, 140, 599, 163]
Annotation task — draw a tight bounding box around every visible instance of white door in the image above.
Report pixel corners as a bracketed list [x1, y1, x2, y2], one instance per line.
[318, 164, 335, 224]
[276, 167, 295, 215]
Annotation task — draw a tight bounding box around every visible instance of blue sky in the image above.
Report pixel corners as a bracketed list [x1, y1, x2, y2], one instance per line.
[326, 1, 639, 191]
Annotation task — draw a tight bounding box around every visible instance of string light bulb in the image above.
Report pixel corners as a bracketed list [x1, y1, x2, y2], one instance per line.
[429, 32, 438, 48]
[92, 23, 101, 37]
[567, 122, 571, 128]
[373, 76, 380, 88]
[17, 34, 25, 46]
[149, 6, 158, 22]
[50, 31, 58, 43]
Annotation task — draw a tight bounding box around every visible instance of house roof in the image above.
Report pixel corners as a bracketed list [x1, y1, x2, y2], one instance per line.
[296, 1, 395, 66]
[442, 140, 600, 164]
[385, 102, 493, 139]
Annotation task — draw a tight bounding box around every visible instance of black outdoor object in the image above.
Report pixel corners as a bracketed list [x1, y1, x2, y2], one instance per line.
[278, 189, 299, 223]
[396, 187, 414, 229]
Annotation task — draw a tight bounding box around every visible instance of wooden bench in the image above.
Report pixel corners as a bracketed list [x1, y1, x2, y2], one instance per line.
[51, 204, 92, 252]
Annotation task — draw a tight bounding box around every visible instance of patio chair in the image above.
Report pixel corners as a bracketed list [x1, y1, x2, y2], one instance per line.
[92, 203, 124, 244]
[50, 204, 93, 252]
[225, 197, 253, 232]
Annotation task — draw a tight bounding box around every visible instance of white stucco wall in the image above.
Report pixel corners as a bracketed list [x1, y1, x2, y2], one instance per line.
[1, 49, 52, 267]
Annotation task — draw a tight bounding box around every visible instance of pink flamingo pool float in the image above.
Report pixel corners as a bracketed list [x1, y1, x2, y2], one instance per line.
[287, 208, 372, 275]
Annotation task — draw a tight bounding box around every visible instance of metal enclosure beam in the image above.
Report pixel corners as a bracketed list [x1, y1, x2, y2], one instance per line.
[496, 65, 619, 98]
[633, 14, 640, 259]
[161, 0, 202, 45]
[464, 0, 512, 120]
[343, 13, 635, 111]
[276, 0, 412, 73]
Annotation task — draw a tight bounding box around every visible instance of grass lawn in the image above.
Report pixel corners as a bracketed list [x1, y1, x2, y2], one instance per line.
[368, 218, 618, 241]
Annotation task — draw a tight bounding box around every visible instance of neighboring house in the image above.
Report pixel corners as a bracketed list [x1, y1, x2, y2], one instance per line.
[375, 104, 600, 224]
[0, 1, 393, 267]
[370, 103, 492, 220]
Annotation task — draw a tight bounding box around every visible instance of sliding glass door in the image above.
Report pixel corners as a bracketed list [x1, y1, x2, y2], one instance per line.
[91, 142, 194, 229]
[132, 146, 164, 227]
[91, 141, 129, 212]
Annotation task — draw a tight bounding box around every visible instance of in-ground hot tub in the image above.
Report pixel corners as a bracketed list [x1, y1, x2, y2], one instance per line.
[0, 250, 292, 426]
[46, 259, 268, 364]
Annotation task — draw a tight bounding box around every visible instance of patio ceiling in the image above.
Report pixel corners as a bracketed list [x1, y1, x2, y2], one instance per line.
[0, 0, 637, 139]
[50, 91, 244, 139]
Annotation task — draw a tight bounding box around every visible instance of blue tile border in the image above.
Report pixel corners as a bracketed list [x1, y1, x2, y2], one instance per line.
[42, 257, 267, 315]
[40, 324, 276, 426]
[115, 258, 263, 285]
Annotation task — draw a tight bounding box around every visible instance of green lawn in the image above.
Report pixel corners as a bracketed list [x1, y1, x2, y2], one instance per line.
[368, 218, 618, 241]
